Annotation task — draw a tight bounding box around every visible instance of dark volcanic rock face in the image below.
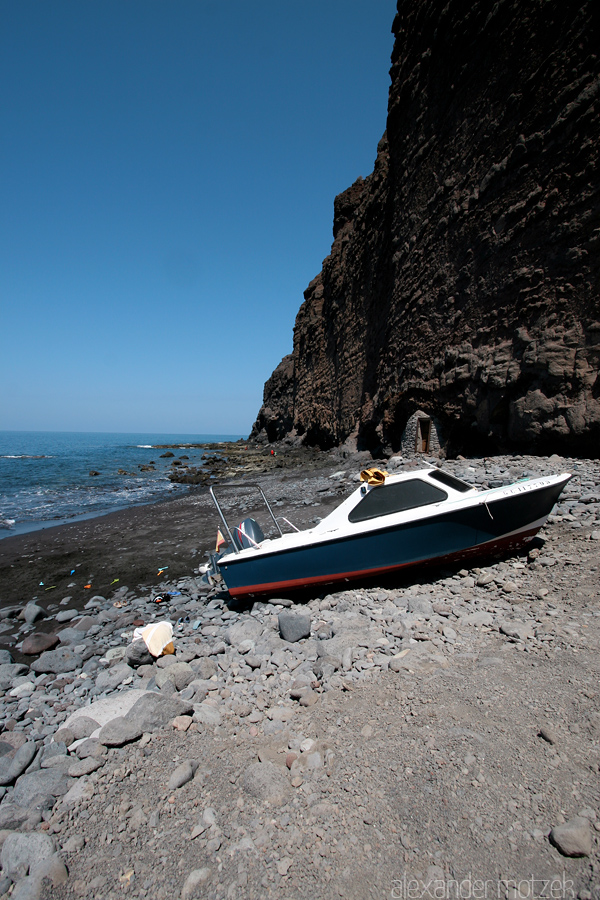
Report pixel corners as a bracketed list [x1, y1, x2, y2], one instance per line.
[252, 0, 600, 457]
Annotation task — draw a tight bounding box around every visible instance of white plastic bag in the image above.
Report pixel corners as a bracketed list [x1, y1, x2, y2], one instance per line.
[132, 621, 174, 657]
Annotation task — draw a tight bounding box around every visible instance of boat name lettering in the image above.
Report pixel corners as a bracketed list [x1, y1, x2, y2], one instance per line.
[502, 478, 552, 497]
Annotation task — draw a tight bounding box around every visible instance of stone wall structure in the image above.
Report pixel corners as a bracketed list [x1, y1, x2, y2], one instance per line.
[252, 0, 600, 457]
[400, 411, 443, 457]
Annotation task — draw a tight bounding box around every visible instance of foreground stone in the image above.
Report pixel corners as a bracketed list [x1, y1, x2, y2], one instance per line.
[243, 761, 291, 806]
[30, 648, 82, 675]
[1, 831, 57, 881]
[278, 611, 311, 643]
[550, 817, 592, 857]
[181, 867, 211, 900]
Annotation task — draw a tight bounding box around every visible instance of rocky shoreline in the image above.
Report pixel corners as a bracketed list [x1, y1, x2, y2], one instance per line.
[0, 454, 597, 898]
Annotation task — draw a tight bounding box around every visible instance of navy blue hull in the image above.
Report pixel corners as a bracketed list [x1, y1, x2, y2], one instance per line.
[219, 480, 566, 598]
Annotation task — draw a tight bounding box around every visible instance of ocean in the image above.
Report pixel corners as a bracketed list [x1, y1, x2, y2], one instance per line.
[0, 431, 244, 538]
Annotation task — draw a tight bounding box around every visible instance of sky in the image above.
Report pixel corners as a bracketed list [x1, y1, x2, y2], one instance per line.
[0, 0, 396, 436]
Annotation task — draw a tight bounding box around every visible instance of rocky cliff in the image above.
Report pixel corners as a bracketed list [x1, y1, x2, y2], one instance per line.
[252, 0, 600, 457]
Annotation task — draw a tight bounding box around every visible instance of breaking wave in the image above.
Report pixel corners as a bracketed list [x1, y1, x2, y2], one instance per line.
[0, 455, 51, 459]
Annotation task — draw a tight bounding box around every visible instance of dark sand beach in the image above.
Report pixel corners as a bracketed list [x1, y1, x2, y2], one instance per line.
[0, 450, 357, 657]
[0, 452, 597, 899]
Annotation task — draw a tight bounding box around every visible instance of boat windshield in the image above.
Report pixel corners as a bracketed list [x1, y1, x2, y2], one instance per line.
[348, 479, 447, 523]
[428, 469, 473, 493]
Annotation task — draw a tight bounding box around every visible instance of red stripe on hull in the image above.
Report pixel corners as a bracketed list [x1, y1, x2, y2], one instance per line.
[226, 526, 540, 599]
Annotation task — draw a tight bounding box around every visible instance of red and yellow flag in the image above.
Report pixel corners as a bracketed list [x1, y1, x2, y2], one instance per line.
[216, 528, 226, 551]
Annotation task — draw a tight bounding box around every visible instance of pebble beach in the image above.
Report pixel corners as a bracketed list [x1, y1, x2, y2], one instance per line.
[0, 452, 598, 899]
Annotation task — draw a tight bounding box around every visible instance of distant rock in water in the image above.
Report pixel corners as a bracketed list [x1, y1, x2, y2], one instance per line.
[252, 0, 600, 458]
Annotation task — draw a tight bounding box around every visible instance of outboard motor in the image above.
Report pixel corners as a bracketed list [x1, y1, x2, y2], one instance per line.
[233, 517, 265, 550]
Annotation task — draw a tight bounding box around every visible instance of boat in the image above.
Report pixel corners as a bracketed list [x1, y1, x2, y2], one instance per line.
[204, 466, 572, 599]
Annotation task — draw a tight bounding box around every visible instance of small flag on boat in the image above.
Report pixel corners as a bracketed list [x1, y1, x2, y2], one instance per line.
[216, 528, 226, 551]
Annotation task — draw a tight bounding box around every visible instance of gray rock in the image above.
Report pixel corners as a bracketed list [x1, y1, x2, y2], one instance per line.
[61, 835, 85, 853]
[0, 663, 29, 681]
[10, 853, 68, 897]
[0, 805, 40, 831]
[188, 678, 218, 698]
[278, 612, 311, 643]
[225, 617, 263, 647]
[23, 603, 45, 625]
[179, 686, 195, 701]
[73, 615, 98, 632]
[56, 627, 85, 645]
[74, 739, 106, 760]
[1, 831, 57, 880]
[68, 757, 103, 777]
[168, 760, 195, 790]
[62, 689, 148, 732]
[0, 742, 38, 786]
[125, 692, 193, 733]
[0, 650, 13, 664]
[126, 641, 153, 668]
[499, 621, 534, 641]
[21, 633, 60, 655]
[157, 677, 176, 696]
[190, 658, 218, 679]
[181, 868, 211, 900]
[407, 596, 433, 616]
[30, 647, 83, 674]
[156, 654, 178, 669]
[539, 726, 558, 745]
[55, 609, 78, 623]
[193, 704, 222, 727]
[40, 756, 73, 774]
[462, 611, 494, 627]
[69, 716, 100, 740]
[97, 716, 143, 747]
[53, 723, 92, 749]
[41, 742, 67, 761]
[476, 573, 495, 586]
[243, 761, 291, 806]
[95, 663, 133, 692]
[12, 768, 72, 809]
[104, 647, 127, 663]
[155, 661, 195, 691]
[549, 817, 591, 857]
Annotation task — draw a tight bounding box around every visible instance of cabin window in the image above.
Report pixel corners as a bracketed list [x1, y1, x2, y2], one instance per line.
[348, 479, 447, 523]
[428, 469, 473, 493]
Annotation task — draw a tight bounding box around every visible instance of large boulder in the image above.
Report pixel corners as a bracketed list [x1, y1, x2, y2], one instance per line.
[278, 612, 311, 643]
[1, 831, 57, 881]
[30, 647, 82, 675]
[21, 633, 60, 655]
[124, 692, 193, 733]
[12, 768, 72, 810]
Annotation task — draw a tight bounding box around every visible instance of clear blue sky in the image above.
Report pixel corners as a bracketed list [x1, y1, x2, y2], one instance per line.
[1, 0, 395, 436]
